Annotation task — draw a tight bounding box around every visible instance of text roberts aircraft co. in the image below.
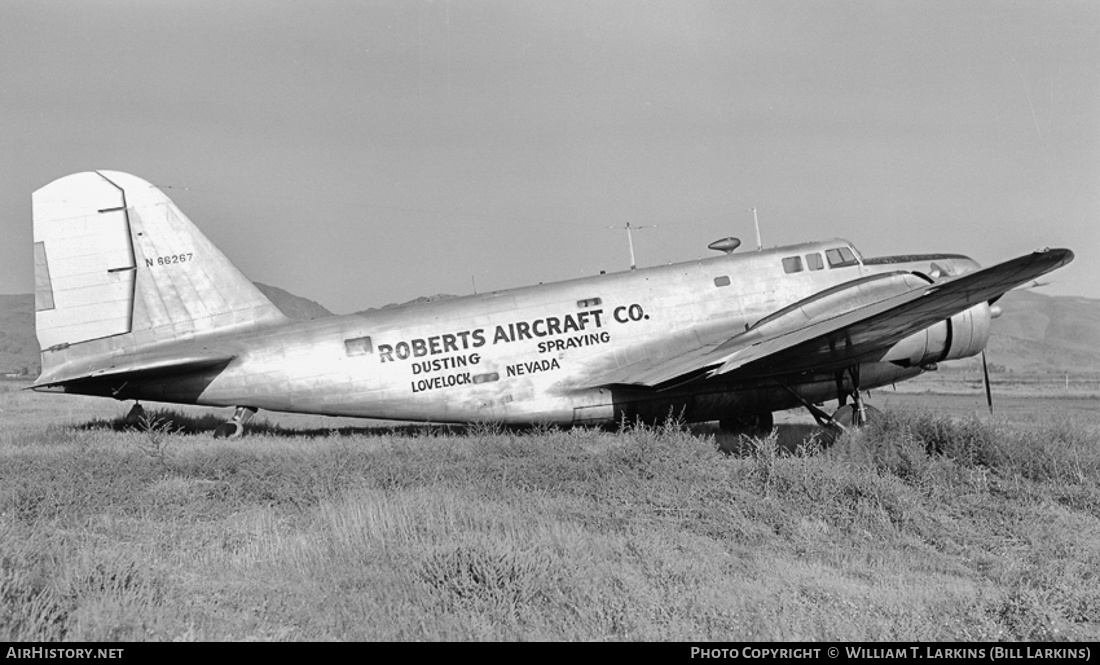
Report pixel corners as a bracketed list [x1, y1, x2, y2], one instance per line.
[30, 171, 1073, 437]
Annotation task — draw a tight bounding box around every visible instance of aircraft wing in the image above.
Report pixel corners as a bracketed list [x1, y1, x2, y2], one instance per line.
[571, 247, 1073, 389]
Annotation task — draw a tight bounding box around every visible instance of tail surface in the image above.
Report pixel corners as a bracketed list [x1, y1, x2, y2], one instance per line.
[33, 170, 287, 385]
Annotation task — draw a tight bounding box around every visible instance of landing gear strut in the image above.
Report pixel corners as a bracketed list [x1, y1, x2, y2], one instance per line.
[831, 403, 883, 428]
[214, 406, 257, 439]
[777, 365, 880, 433]
[830, 365, 878, 428]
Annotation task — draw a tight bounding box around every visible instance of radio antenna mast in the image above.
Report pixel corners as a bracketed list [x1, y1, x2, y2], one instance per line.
[749, 208, 762, 250]
[607, 222, 654, 270]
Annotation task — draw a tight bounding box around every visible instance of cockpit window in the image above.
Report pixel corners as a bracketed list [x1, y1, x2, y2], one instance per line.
[806, 253, 824, 271]
[826, 247, 858, 268]
[782, 256, 803, 274]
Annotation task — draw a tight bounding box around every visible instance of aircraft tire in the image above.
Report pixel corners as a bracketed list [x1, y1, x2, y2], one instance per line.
[213, 421, 244, 439]
[830, 403, 883, 429]
[123, 403, 146, 427]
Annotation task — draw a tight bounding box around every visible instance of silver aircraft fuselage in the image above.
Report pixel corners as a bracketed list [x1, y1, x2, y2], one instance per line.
[59, 239, 981, 425]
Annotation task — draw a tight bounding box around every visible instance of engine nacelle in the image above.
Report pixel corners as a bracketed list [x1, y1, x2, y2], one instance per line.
[882, 302, 992, 367]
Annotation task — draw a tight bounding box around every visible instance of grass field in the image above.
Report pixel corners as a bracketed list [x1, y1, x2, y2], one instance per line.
[2, 379, 1099, 641]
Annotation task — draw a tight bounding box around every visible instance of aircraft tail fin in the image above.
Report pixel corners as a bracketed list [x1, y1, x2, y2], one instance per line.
[33, 170, 288, 385]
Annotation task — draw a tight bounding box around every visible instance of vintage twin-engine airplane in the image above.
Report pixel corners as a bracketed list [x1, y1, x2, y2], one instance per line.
[31, 171, 1073, 437]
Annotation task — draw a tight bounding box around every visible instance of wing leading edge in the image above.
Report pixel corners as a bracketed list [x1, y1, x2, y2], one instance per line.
[571, 247, 1073, 389]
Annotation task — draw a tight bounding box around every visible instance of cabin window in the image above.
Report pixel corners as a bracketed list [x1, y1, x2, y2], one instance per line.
[714, 275, 730, 287]
[782, 256, 803, 274]
[344, 336, 373, 356]
[806, 252, 824, 271]
[826, 247, 858, 268]
[577, 297, 602, 308]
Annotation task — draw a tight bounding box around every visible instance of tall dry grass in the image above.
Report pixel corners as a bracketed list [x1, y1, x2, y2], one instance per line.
[2, 400, 1099, 641]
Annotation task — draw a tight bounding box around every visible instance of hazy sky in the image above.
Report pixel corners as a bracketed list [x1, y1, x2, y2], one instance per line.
[2, 1, 1097, 313]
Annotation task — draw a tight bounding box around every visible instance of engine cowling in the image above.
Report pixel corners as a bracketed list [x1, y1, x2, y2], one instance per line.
[882, 302, 992, 367]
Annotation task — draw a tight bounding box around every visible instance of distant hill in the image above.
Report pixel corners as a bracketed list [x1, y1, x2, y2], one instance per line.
[0, 294, 36, 376]
[253, 282, 333, 320]
[976, 290, 1100, 374]
[357, 293, 459, 313]
[1, 287, 1098, 377]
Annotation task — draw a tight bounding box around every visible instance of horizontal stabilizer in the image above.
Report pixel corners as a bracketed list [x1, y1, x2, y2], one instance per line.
[32, 354, 235, 390]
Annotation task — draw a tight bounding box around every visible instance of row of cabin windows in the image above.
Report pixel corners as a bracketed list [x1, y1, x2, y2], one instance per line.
[714, 247, 858, 286]
[783, 248, 858, 274]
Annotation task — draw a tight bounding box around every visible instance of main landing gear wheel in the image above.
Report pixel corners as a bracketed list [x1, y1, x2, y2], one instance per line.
[777, 365, 881, 445]
[828, 364, 880, 430]
[830, 403, 883, 429]
[123, 402, 146, 427]
[213, 421, 244, 439]
[214, 406, 257, 439]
